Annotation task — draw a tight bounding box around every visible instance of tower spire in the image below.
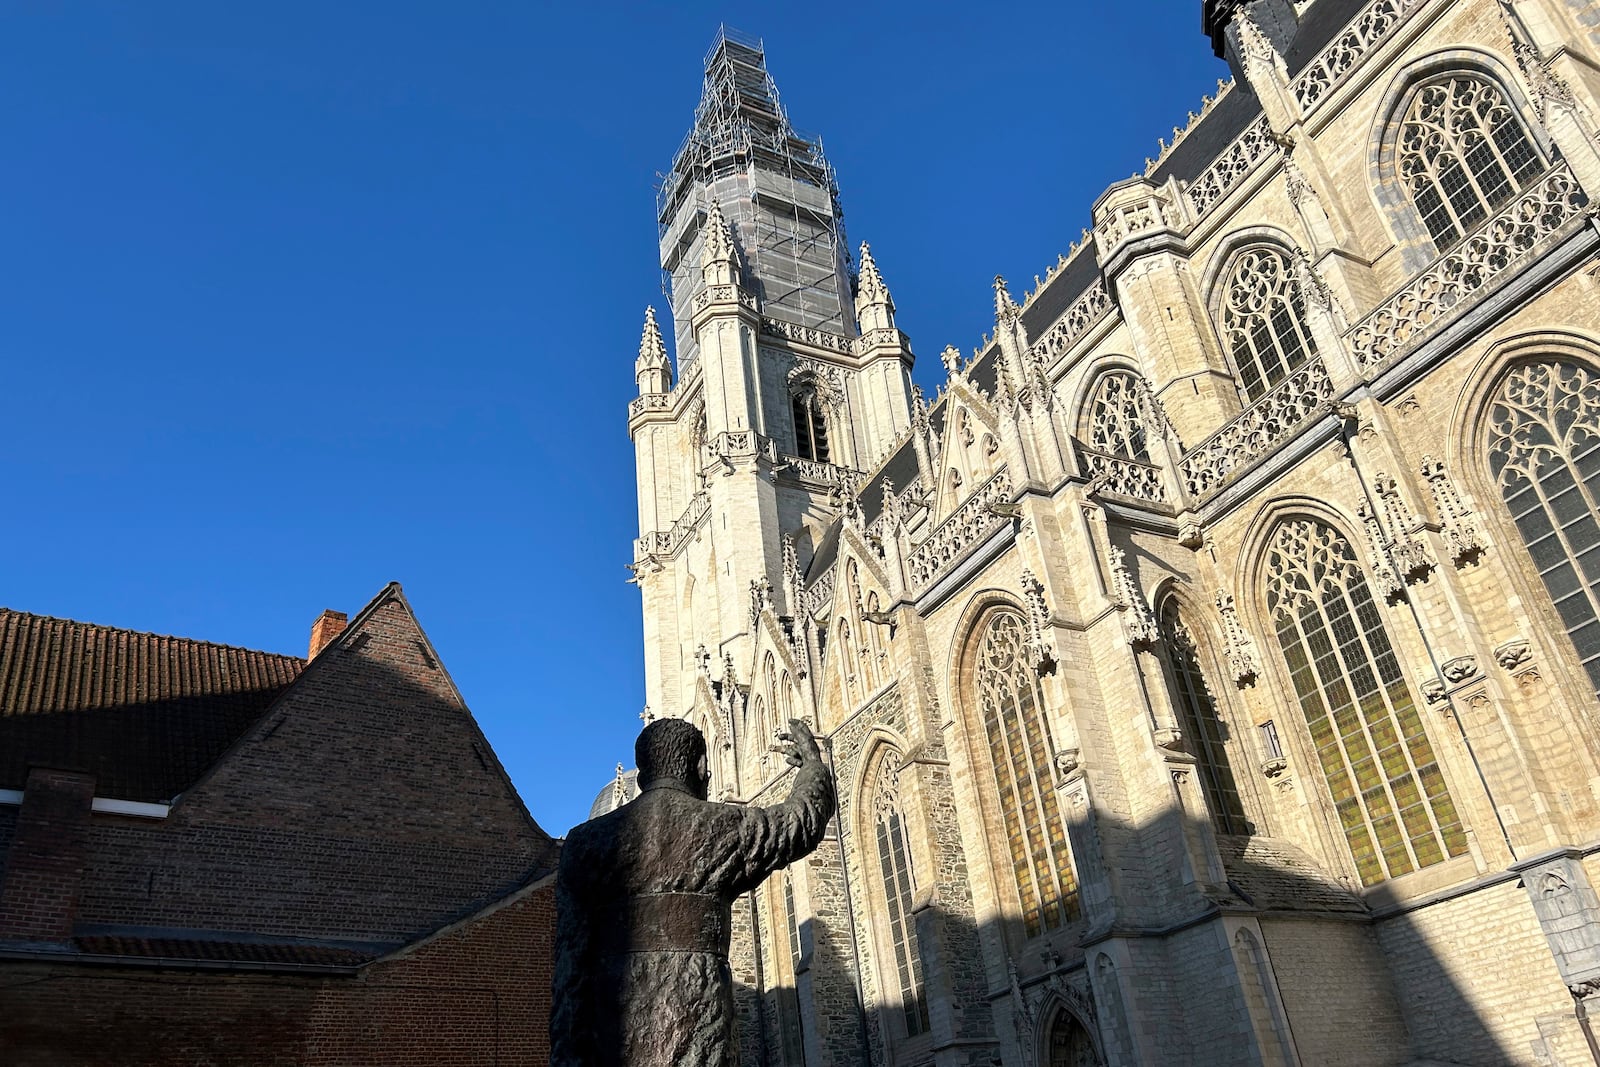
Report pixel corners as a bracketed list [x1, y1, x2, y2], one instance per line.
[855, 242, 896, 333]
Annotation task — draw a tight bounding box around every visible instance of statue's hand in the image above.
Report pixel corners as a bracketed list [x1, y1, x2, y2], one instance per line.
[779, 719, 822, 768]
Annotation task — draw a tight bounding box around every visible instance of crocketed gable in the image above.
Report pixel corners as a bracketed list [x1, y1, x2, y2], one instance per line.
[0, 610, 304, 802]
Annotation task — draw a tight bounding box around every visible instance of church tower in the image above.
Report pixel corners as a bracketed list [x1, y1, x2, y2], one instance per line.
[628, 27, 915, 733]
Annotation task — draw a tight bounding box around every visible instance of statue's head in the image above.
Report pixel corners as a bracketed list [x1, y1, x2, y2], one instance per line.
[636, 717, 711, 800]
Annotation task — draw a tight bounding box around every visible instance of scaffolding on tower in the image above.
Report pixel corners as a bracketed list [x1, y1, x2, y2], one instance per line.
[656, 27, 855, 372]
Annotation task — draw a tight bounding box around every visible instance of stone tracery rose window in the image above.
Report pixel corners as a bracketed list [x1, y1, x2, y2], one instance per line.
[974, 610, 1079, 936]
[1220, 247, 1318, 402]
[1398, 72, 1545, 252]
[1489, 360, 1600, 697]
[1265, 519, 1468, 885]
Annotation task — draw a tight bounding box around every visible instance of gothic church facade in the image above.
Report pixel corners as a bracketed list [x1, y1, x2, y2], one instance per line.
[625, 3, 1600, 1063]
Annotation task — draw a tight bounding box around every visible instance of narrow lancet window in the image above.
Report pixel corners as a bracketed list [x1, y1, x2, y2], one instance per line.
[872, 752, 929, 1036]
[974, 610, 1079, 936]
[1159, 599, 1250, 835]
[792, 390, 831, 463]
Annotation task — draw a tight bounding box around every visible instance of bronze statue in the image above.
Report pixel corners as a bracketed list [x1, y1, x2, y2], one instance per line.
[551, 716, 834, 1067]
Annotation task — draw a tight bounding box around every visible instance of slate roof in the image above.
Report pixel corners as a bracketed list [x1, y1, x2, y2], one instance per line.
[588, 767, 640, 821]
[858, 443, 921, 528]
[1150, 82, 1263, 186]
[1216, 834, 1368, 915]
[0, 609, 305, 801]
[1284, 0, 1373, 77]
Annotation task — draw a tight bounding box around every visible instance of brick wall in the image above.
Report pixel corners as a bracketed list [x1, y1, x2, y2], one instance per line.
[0, 879, 555, 1067]
[0, 768, 94, 941]
[70, 594, 556, 945]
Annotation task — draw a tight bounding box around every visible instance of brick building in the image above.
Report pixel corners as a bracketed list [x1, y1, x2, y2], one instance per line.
[625, 2, 1600, 1064]
[0, 582, 560, 1065]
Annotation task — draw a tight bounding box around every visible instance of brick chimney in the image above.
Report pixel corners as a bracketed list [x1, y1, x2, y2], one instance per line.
[0, 767, 95, 942]
[308, 609, 348, 659]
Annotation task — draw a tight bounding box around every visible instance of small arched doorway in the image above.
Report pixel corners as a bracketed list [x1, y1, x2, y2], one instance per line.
[1045, 1005, 1101, 1067]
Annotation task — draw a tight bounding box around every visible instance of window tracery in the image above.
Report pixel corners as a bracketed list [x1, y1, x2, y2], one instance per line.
[1084, 370, 1153, 461]
[1397, 72, 1545, 252]
[973, 610, 1079, 936]
[1159, 599, 1250, 836]
[1488, 359, 1600, 698]
[1219, 246, 1319, 402]
[1264, 519, 1468, 884]
[871, 751, 929, 1036]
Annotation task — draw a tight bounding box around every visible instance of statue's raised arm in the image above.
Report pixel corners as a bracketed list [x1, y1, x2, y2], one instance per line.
[722, 719, 835, 896]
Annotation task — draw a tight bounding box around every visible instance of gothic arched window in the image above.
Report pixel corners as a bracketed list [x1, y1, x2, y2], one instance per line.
[1265, 519, 1469, 885]
[1489, 359, 1600, 697]
[1085, 370, 1152, 461]
[973, 610, 1079, 936]
[792, 389, 831, 463]
[1398, 72, 1545, 251]
[1159, 598, 1250, 836]
[872, 752, 929, 1037]
[1047, 1008, 1101, 1067]
[1220, 246, 1318, 402]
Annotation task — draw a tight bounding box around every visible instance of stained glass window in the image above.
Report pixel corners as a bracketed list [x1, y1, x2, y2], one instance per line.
[1399, 73, 1545, 251]
[872, 752, 929, 1036]
[1220, 247, 1318, 402]
[1265, 519, 1469, 885]
[1489, 360, 1600, 697]
[1159, 599, 1251, 836]
[975, 610, 1079, 936]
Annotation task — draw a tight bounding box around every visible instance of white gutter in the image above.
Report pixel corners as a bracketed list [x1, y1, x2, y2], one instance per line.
[0, 789, 169, 819]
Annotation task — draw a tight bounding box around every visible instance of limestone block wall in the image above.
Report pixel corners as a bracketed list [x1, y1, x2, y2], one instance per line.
[1374, 880, 1575, 1064]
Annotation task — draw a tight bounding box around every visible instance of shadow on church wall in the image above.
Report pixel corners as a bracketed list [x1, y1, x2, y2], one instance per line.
[741, 808, 1585, 1066]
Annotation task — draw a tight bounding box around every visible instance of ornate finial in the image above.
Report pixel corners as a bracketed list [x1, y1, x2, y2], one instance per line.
[857, 242, 892, 306]
[911, 385, 930, 433]
[639, 706, 655, 724]
[612, 762, 629, 807]
[993, 275, 1018, 320]
[940, 344, 962, 378]
[880, 478, 898, 529]
[639, 306, 668, 364]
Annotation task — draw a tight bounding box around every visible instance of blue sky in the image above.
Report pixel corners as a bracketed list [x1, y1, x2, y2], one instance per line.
[0, 2, 1227, 836]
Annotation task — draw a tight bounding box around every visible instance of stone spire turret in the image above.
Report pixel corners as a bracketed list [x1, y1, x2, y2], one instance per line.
[855, 242, 896, 333]
[993, 275, 1030, 391]
[701, 200, 740, 288]
[635, 306, 673, 395]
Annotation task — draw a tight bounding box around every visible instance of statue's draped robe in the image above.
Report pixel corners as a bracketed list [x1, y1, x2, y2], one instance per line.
[551, 761, 834, 1067]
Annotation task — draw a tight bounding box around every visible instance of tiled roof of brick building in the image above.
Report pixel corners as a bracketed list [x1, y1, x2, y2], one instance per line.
[0, 609, 305, 801]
